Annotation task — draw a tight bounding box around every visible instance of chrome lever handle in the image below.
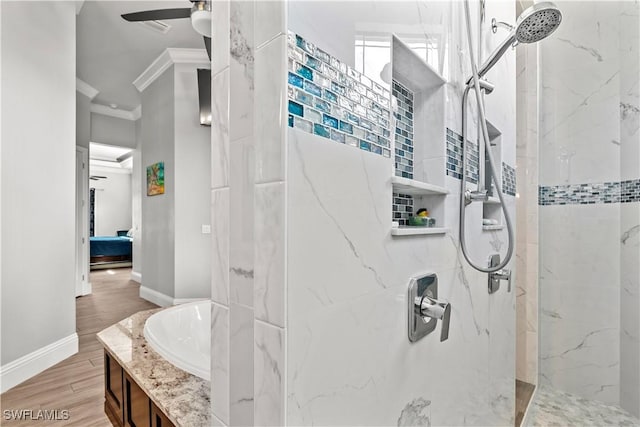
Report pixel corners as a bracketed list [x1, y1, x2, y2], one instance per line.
[419, 296, 451, 342]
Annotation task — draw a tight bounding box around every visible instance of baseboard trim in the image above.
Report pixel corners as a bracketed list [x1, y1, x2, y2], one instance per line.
[130, 271, 142, 283]
[0, 333, 79, 393]
[139, 286, 173, 307]
[139, 286, 207, 307]
[82, 281, 92, 296]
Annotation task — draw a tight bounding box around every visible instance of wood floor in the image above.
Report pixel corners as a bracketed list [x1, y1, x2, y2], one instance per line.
[515, 379, 536, 427]
[0, 268, 157, 426]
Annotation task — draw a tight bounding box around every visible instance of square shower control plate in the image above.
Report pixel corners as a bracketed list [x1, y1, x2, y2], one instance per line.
[408, 273, 438, 342]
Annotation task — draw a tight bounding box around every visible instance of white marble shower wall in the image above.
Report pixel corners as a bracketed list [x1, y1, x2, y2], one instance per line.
[537, 0, 640, 417]
[211, 1, 518, 425]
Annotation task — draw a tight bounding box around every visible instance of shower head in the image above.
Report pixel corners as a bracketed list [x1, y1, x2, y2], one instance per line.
[515, 2, 562, 44]
[469, 2, 562, 83]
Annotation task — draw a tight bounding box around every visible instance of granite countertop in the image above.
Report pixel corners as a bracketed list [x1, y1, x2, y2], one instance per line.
[96, 308, 211, 426]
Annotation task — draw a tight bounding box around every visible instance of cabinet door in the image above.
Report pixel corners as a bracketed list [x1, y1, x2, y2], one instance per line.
[104, 351, 124, 426]
[124, 372, 150, 427]
[151, 402, 175, 427]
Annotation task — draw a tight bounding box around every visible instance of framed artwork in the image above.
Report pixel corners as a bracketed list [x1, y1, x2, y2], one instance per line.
[147, 162, 165, 196]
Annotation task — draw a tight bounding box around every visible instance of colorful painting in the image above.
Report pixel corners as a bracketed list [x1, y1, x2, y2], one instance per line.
[147, 162, 165, 196]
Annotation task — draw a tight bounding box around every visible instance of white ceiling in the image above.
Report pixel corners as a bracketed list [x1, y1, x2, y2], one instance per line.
[77, 0, 205, 111]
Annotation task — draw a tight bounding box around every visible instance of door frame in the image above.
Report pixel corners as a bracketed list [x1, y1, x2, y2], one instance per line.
[76, 146, 91, 296]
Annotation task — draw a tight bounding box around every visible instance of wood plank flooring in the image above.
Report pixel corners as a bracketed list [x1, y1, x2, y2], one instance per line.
[0, 268, 157, 426]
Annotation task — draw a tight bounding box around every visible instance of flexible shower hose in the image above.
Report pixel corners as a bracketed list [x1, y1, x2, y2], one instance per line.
[459, 0, 515, 273]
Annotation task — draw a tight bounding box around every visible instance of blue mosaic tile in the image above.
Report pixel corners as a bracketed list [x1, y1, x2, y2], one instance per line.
[305, 54, 322, 71]
[293, 89, 313, 107]
[288, 100, 303, 117]
[538, 178, 640, 205]
[445, 127, 479, 184]
[295, 62, 313, 80]
[293, 116, 313, 133]
[288, 72, 304, 89]
[330, 129, 345, 143]
[287, 31, 392, 158]
[323, 114, 339, 129]
[392, 193, 414, 226]
[314, 123, 330, 138]
[324, 89, 338, 103]
[393, 80, 414, 179]
[304, 80, 322, 97]
[502, 163, 516, 196]
[339, 121, 353, 134]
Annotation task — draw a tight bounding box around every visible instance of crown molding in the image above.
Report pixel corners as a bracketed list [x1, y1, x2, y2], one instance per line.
[90, 103, 139, 121]
[133, 48, 210, 92]
[76, 78, 99, 100]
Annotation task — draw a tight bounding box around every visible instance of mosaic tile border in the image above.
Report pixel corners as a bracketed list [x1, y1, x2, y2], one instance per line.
[392, 193, 414, 226]
[446, 128, 479, 184]
[538, 178, 640, 205]
[392, 80, 414, 179]
[502, 163, 516, 196]
[286, 31, 392, 158]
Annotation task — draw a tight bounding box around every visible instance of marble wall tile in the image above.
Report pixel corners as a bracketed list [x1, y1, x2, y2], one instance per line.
[229, 137, 254, 307]
[229, 0, 255, 142]
[229, 303, 254, 426]
[211, 302, 230, 425]
[254, 35, 287, 184]
[539, 1, 622, 186]
[540, 204, 621, 404]
[212, 0, 230, 75]
[254, 320, 284, 427]
[255, 1, 286, 49]
[211, 69, 230, 190]
[211, 188, 230, 305]
[254, 182, 285, 327]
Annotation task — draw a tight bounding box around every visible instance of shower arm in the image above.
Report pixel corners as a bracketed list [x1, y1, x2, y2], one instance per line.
[465, 32, 517, 86]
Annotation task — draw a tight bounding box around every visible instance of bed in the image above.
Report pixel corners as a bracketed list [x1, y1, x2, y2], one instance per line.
[90, 236, 132, 265]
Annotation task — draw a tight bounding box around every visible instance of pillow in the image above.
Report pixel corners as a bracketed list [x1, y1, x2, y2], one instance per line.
[126, 228, 134, 237]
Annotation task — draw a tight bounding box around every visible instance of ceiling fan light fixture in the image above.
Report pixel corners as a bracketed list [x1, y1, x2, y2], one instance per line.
[191, 1, 212, 37]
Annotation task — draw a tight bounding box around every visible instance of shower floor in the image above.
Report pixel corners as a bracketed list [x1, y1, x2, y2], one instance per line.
[524, 385, 640, 427]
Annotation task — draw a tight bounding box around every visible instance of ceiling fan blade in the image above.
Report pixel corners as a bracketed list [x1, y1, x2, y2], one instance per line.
[203, 37, 211, 61]
[121, 8, 191, 22]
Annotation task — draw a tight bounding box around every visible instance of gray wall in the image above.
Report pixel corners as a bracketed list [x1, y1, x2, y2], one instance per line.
[91, 114, 136, 148]
[141, 67, 176, 298]
[1, 1, 76, 365]
[173, 64, 211, 299]
[76, 92, 91, 149]
[140, 63, 211, 302]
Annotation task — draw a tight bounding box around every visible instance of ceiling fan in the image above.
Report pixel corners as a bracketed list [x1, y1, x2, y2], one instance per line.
[121, 0, 212, 61]
[122, 0, 213, 126]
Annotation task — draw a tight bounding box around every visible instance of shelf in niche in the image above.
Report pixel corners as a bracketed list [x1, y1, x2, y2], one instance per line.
[391, 176, 449, 196]
[482, 225, 505, 231]
[391, 227, 449, 236]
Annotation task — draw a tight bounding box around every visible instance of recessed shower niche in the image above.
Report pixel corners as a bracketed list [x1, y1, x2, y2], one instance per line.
[390, 35, 449, 236]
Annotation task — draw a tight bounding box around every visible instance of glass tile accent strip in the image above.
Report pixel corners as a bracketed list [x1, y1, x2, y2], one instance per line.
[286, 31, 391, 159]
[393, 193, 414, 226]
[539, 178, 640, 205]
[392, 80, 414, 179]
[446, 128, 479, 184]
[502, 163, 516, 196]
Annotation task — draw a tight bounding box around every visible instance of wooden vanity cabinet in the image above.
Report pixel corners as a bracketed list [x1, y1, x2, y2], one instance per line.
[104, 350, 175, 427]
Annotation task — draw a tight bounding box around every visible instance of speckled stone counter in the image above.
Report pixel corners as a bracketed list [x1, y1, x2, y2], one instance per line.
[97, 308, 211, 427]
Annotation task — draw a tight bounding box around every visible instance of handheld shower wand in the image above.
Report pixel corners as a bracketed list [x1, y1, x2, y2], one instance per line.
[460, 1, 562, 274]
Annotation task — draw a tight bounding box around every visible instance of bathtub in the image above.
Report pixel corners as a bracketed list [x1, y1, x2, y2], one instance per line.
[143, 300, 210, 381]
